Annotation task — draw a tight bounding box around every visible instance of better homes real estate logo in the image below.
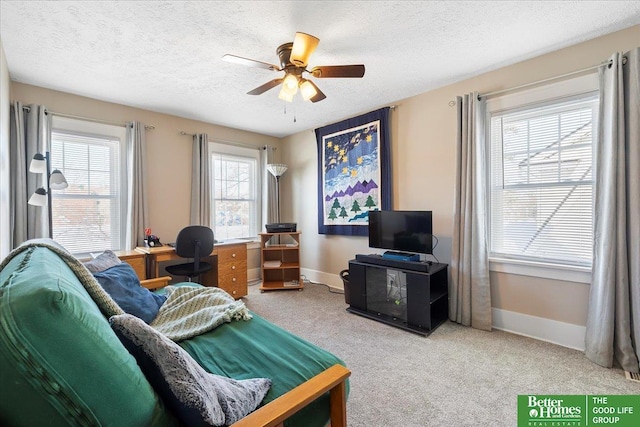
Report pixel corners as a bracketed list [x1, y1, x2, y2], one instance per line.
[520, 395, 584, 425]
[518, 395, 640, 427]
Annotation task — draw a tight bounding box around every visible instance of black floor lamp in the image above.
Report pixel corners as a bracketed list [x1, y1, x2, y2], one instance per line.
[267, 163, 288, 223]
[27, 152, 68, 238]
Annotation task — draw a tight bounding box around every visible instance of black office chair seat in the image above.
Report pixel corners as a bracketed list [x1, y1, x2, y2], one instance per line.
[165, 225, 215, 282]
[165, 261, 212, 278]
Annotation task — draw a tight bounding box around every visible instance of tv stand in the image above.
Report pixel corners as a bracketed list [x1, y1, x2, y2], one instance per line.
[347, 256, 448, 335]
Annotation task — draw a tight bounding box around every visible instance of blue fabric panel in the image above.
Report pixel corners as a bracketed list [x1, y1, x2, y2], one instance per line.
[316, 106, 392, 236]
[94, 263, 166, 323]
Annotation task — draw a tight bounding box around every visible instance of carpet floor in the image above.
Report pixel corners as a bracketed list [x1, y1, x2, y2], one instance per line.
[242, 281, 639, 426]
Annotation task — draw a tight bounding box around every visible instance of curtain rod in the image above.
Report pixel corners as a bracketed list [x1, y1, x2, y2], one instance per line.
[21, 106, 155, 130]
[179, 131, 262, 150]
[448, 55, 628, 106]
[478, 56, 627, 100]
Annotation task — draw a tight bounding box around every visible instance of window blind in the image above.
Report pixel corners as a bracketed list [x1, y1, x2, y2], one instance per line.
[50, 131, 123, 254]
[489, 94, 598, 267]
[211, 153, 257, 240]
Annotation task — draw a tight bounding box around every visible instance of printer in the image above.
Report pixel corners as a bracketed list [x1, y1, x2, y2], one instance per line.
[265, 223, 297, 233]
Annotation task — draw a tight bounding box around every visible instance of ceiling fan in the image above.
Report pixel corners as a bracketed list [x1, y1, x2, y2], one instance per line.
[222, 32, 365, 103]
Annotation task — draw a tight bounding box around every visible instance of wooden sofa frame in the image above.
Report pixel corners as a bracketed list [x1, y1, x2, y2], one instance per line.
[232, 364, 350, 427]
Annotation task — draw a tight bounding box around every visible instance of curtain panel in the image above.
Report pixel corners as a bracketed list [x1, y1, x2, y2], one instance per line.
[9, 102, 49, 247]
[586, 47, 640, 373]
[190, 134, 211, 227]
[125, 121, 149, 249]
[450, 93, 492, 331]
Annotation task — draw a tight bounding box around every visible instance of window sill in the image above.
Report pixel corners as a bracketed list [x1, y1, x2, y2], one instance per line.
[489, 257, 591, 284]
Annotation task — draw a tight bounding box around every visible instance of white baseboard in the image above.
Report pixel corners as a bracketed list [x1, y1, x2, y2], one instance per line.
[492, 308, 586, 351]
[300, 268, 344, 291]
[250, 267, 343, 291]
[248, 267, 261, 283]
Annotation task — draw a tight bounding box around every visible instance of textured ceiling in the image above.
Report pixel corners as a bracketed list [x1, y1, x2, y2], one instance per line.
[1, 1, 639, 138]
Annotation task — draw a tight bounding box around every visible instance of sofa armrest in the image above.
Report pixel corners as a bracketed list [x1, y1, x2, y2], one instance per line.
[230, 364, 350, 427]
[140, 276, 171, 290]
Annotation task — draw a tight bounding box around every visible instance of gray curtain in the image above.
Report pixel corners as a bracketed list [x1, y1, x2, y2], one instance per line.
[261, 145, 277, 229]
[450, 92, 492, 331]
[190, 134, 211, 227]
[585, 47, 640, 373]
[9, 102, 49, 247]
[125, 122, 149, 249]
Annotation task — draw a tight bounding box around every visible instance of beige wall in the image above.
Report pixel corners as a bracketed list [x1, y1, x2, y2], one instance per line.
[281, 25, 640, 330]
[6, 25, 638, 339]
[0, 38, 11, 258]
[10, 82, 280, 270]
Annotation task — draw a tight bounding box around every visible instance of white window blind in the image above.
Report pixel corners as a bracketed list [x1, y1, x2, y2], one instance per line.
[489, 94, 598, 267]
[211, 146, 259, 240]
[50, 129, 124, 254]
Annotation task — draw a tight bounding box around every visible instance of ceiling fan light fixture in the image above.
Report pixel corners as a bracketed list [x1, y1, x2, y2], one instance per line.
[278, 86, 294, 103]
[290, 32, 319, 66]
[299, 79, 318, 101]
[283, 73, 299, 91]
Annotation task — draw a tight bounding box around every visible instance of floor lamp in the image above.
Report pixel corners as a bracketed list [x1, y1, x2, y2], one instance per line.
[28, 152, 68, 238]
[267, 163, 288, 223]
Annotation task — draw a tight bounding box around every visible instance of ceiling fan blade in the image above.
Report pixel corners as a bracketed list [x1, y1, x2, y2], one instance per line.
[290, 32, 320, 67]
[222, 54, 280, 71]
[247, 78, 284, 95]
[307, 81, 327, 103]
[310, 65, 365, 78]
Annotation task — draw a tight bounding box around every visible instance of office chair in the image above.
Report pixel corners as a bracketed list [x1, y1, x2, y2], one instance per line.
[165, 226, 215, 282]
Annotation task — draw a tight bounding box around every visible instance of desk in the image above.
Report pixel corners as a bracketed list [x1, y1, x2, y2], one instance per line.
[135, 242, 248, 299]
[112, 250, 147, 280]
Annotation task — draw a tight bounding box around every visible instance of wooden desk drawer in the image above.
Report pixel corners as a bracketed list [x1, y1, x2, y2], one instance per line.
[218, 269, 247, 298]
[217, 244, 247, 263]
[213, 243, 248, 298]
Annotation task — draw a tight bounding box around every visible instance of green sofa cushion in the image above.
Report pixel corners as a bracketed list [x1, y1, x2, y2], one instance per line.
[0, 246, 177, 427]
[179, 310, 350, 427]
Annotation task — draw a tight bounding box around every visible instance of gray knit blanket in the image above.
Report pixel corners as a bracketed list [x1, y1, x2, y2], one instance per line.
[150, 285, 252, 341]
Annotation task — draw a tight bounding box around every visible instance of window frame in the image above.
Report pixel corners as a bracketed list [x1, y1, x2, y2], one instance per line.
[50, 116, 127, 256]
[484, 74, 598, 283]
[209, 141, 261, 240]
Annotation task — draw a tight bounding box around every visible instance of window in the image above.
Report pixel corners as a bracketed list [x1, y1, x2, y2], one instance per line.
[210, 143, 260, 240]
[50, 117, 126, 255]
[487, 76, 598, 270]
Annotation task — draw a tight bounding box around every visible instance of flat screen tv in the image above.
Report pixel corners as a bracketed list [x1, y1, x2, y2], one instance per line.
[368, 210, 433, 254]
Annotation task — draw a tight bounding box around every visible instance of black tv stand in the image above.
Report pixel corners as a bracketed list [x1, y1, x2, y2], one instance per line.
[347, 255, 448, 335]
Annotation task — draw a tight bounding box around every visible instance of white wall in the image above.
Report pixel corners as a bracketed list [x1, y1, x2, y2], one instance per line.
[280, 25, 640, 348]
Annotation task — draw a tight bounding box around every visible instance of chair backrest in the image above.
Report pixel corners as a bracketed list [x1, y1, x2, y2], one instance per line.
[174, 226, 214, 262]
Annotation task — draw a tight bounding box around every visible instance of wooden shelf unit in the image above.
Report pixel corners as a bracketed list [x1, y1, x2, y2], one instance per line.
[259, 232, 303, 291]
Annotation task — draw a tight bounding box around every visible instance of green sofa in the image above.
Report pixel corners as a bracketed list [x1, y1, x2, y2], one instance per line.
[0, 242, 349, 427]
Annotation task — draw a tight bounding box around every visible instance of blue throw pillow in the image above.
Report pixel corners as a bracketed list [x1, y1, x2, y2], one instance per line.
[93, 263, 166, 323]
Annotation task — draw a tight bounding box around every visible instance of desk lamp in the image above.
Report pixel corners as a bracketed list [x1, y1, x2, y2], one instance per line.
[28, 152, 68, 238]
